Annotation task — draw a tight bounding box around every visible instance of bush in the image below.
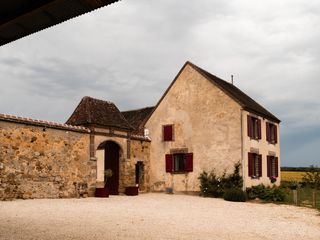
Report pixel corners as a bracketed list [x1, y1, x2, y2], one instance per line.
[198, 162, 243, 198]
[246, 184, 285, 202]
[223, 188, 247, 202]
[264, 187, 285, 202]
[198, 171, 224, 197]
[302, 165, 320, 189]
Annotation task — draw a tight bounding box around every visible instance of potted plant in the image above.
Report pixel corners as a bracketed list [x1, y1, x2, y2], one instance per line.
[95, 169, 113, 198]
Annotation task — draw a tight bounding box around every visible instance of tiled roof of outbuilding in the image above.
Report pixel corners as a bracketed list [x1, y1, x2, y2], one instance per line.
[122, 106, 155, 134]
[66, 96, 134, 130]
[188, 62, 280, 123]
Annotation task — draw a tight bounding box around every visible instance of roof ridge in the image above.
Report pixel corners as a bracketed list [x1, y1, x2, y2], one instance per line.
[187, 62, 280, 122]
[121, 106, 155, 113]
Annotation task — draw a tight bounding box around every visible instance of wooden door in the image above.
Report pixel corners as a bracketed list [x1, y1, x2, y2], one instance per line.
[105, 141, 119, 195]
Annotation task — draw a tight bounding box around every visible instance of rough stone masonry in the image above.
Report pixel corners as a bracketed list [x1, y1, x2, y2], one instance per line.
[0, 119, 96, 200]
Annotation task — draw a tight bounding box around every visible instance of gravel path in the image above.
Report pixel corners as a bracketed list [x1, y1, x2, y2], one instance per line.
[0, 193, 319, 240]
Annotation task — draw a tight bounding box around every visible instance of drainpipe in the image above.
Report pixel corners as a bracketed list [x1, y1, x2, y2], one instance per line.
[240, 109, 245, 190]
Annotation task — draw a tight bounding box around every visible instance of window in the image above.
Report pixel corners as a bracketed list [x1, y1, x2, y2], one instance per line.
[266, 122, 277, 144]
[248, 152, 262, 178]
[163, 125, 173, 141]
[247, 115, 261, 139]
[267, 156, 279, 178]
[165, 153, 193, 173]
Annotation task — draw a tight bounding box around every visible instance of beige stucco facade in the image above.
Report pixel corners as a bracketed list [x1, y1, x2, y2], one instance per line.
[242, 110, 281, 187]
[145, 63, 281, 192]
[146, 64, 243, 192]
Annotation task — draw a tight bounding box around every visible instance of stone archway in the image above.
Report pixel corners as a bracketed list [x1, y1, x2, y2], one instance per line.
[97, 140, 121, 195]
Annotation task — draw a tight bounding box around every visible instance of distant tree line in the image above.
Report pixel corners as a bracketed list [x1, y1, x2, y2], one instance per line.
[281, 166, 320, 172]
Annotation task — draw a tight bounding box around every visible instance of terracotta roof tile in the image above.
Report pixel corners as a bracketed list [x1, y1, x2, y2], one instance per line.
[122, 106, 155, 134]
[66, 96, 134, 130]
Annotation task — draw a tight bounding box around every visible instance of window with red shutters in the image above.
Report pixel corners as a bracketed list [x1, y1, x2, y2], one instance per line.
[247, 115, 261, 140]
[267, 155, 278, 177]
[248, 152, 262, 178]
[266, 122, 277, 144]
[165, 152, 193, 173]
[163, 125, 173, 141]
[184, 153, 193, 172]
[165, 154, 173, 172]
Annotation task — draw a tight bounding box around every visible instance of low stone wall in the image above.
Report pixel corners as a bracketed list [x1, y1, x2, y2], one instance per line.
[0, 120, 95, 200]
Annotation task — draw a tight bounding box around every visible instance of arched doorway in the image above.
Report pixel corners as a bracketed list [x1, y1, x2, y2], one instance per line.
[98, 141, 120, 195]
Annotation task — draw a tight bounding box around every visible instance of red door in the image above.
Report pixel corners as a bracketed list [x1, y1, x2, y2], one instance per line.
[105, 141, 119, 195]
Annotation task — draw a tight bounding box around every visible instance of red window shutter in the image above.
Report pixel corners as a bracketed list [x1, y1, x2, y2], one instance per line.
[165, 154, 173, 172]
[163, 125, 173, 141]
[247, 115, 252, 137]
[184, 153, 193, 172]
[248, 153, 253, 177]
[275, 157, 279, 177]
[266, 123, 270, 142]
[257, 119, 262, 139]
[267, 156, 271, 177]
[274, 125, 278, 144]
[258, 154, 262, 177]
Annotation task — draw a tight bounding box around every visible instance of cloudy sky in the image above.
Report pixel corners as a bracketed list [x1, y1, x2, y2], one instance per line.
[0, 0, 319, 167]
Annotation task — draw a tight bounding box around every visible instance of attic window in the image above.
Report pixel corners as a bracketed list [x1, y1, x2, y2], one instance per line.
[163, 125, 173, 141]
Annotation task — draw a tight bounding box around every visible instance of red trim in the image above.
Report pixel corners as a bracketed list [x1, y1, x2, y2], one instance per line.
[165, 154, 173, 172]
[184, 153, 193, 172]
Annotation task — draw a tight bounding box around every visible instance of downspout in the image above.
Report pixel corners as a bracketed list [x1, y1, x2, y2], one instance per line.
[240, 109, 245, 190]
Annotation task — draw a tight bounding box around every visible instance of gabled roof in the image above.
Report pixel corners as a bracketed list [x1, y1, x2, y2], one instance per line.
[66, 96, 133, 130]
[0, 0, 120, 47]
[146, 61, 280, 124]
[188, 62, 280, 123]
[122, 106, 155, 134]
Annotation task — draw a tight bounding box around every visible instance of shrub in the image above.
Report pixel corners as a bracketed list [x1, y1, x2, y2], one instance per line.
[198, 162, 243, 198]
[198, 171, 224, 197]
[246, 184, 285, 202]
[264, 187, 285, 202]
[223, 188, 247, 202]
[246, 184, 266, 200]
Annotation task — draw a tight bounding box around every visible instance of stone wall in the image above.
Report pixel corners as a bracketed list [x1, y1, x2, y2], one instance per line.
[0, 120, 95, 200]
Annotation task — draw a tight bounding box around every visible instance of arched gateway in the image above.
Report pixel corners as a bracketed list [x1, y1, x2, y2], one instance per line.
[98, 141, 121, 195]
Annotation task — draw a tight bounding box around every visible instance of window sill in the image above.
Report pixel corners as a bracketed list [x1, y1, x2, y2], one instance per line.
[249, 137, 260, 141]
[267, 141, 277, 145]
[171, 171, 191, 174]
[251, 176, 260, 180]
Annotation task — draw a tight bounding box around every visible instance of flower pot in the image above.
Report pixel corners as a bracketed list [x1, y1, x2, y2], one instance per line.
[125, 186, 139, 196]
[95, 187, 109, 198]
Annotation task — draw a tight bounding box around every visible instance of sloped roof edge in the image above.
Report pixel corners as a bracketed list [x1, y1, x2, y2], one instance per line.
[144, 61, 280, 125]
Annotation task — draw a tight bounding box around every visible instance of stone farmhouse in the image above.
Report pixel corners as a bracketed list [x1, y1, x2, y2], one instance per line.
[0, 62, 280, 200]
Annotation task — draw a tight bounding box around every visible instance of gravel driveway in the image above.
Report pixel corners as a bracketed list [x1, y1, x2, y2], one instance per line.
[0, 193, 319, 240]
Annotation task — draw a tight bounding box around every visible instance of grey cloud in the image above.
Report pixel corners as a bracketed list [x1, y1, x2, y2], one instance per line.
[0, 0, 319, 166]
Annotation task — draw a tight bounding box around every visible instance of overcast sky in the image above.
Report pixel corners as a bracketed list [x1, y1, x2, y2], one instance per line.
[0, 0, 319, 167]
